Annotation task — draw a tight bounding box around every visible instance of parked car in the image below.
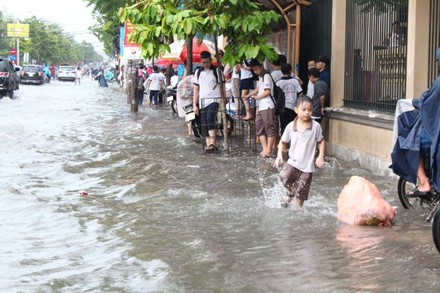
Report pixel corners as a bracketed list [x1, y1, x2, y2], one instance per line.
[20, 65, 45, 85]
[0, 57, 20, 98]
[58, 65, 76, 82]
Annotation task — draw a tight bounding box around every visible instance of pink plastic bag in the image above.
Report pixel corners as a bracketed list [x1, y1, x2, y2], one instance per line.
[337, 176, 395, 226]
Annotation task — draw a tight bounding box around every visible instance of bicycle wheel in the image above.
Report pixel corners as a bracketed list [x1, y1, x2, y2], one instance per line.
[432, 205, 440, 253]
[397, 177, 419, 209]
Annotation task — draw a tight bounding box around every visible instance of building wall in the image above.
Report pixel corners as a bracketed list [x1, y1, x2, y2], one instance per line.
[328, 0, 431, 175]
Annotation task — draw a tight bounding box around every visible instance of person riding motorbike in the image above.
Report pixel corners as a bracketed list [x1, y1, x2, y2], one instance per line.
[391, 48, 440, 197]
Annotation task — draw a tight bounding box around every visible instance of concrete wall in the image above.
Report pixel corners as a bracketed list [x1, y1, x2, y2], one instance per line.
[406, 0, 431, 98]
[327, 0, 431, 176]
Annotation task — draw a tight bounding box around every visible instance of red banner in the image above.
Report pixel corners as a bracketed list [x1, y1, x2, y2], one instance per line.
[123, 21, 139, 47]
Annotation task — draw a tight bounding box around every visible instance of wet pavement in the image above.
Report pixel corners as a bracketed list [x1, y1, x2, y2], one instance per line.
[1, 78, 440, 292]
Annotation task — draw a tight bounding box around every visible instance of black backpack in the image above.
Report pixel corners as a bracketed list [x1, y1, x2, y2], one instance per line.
[196, 65, 220, 90]
[266, 73, 285, 115]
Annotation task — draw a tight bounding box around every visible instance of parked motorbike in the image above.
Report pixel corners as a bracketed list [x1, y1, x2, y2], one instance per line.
[166, 85, 178, 115]
[182, 102, 234, 139]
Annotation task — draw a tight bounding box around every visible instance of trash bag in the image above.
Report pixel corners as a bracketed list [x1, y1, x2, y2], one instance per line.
[337, 176, 395, 226]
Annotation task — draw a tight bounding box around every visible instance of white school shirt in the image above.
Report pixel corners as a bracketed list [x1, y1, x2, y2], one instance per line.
[194, 67, 223, 108]
[306, 79, 314, 98]
[257, 74, 275, 111]
[276, 77, 303, 110]
[240, 66, 253, 80]
[282, 119, 324, 173]
[146, 72, 164, 91]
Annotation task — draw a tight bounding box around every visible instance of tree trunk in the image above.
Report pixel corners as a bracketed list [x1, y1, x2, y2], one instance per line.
[186, 37, 193, 76]
[213, 34, 229, 153]
[130, 60, 138, 112]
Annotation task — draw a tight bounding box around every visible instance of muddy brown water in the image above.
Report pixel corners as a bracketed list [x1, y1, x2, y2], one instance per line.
[1, 79, 439, 292]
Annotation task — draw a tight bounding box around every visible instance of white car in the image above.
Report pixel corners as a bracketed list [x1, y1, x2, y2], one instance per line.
[58, 66, 76, 82]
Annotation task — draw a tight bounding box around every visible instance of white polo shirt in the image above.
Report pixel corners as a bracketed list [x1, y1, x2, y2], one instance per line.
[194, 67, 223, 108]
[281, 118, 324, 173]
[257, 73, 275, 111]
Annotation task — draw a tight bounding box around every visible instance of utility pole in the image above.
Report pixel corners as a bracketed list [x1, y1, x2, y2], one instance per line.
[129, 59, 138, 112]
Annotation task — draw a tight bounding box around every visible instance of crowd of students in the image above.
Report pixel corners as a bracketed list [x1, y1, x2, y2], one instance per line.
[194, 51, 331, 208]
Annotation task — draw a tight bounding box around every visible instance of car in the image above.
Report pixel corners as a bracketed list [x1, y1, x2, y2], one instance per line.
[20, 65, 45, 85]
[0, 57, 20, 98]
[58, 66, 76, 82]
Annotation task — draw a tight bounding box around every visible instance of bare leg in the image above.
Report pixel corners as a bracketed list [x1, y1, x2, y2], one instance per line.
[241, 89, 252, 120]
[207, 129, 217, 147]
[417, 158, 431, 192]
[258, 135, 275, 158]
[259, 135, 267, 157]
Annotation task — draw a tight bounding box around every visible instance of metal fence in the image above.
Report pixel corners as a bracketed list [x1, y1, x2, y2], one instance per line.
[344, 0, 408, 113]
[429, 0, 440, 86]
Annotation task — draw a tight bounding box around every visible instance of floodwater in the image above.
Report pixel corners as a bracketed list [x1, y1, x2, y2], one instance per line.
[1, 77, 439, 293]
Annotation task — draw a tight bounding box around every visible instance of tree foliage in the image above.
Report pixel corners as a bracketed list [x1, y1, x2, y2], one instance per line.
[85, 0, 135, 57]
[0, 13, 103, 65]
[119, 0, 281, 66]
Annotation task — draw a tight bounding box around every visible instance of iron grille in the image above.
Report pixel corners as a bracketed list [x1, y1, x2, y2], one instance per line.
[429, 0, 440, 86]
[344, 0, 408, 113]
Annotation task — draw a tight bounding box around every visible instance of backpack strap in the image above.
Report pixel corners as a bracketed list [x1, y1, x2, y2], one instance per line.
[265, 72, 276, 105]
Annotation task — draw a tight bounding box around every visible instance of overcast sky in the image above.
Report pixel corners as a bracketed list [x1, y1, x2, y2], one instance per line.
[0, 0, 105, 56]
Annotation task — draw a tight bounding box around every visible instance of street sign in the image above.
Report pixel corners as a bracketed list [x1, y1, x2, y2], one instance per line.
[10, 48, 17, 55]
[9, 55, 17, 61]
[7, 23, 29, 38]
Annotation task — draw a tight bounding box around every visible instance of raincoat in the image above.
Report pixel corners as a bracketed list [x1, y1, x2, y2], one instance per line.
[391, 48, 440, 191]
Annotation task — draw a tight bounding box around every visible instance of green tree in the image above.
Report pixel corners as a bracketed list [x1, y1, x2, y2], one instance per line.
[120, 0, 280, 148]
[16, 16, 102, 65]
[86, 0, 135, 57]
[119, 0, 280, 66]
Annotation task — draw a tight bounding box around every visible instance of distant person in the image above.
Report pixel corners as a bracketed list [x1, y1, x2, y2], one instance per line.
[273, 95, 325, 208]
[384, 21, 405, 48]
[308, 68, 329, 124]
[316, 55, 330, 90]
[276, 63, 303, 135]
[239, 62, 255, 120]
[270, 54, 287, 83]
[316, 55, 330, 108]
[158, 67, 167, 104]
[306, 58, 316, 98]
[97, 69, 108, 87]
[144, 65, 164, 108]
[244, 59, 277, 158]
[193, 51, 224, 152]
[75, 66, 81, 85]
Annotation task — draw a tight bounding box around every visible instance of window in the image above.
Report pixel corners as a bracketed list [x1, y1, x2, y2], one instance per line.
[344, 0, 409, 113]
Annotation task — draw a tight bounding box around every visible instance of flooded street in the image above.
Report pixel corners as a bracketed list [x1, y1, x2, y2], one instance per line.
[1, 78, 440, 292]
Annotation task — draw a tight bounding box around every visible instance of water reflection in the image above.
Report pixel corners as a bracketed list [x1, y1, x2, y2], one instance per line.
[1, 80, 440, 292]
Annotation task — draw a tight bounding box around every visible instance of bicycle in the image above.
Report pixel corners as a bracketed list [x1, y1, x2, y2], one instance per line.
[396, 153, 440, 253]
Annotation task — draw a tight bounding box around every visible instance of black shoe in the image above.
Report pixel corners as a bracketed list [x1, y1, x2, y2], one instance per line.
[407, 188, 431, 198]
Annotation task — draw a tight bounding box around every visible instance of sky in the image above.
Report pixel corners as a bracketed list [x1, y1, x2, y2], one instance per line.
[0, 0, 105, 56]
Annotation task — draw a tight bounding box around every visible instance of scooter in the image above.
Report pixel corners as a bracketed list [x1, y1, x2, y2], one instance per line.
[166, 85, 178, 115]
[182, 102, 234, 139]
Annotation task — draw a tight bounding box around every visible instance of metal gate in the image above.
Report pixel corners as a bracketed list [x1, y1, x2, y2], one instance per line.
[344, 0, 408, 113]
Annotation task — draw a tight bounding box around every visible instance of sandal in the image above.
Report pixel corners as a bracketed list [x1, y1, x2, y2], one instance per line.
[407, 187, 431, 198]
[205, 144, 218, 152]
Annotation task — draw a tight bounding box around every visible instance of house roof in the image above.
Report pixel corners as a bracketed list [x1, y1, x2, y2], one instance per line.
[256, 0, 311, 13]
[256, 0, 312, 30]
